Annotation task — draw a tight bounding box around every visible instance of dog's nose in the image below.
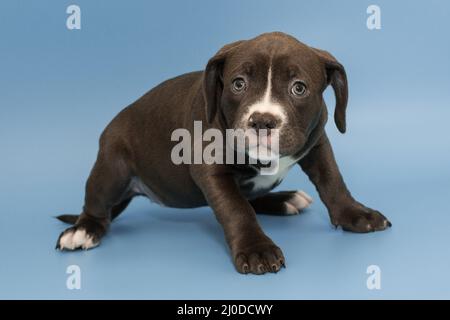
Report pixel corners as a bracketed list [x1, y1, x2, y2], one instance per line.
[247, 112, 280, 131]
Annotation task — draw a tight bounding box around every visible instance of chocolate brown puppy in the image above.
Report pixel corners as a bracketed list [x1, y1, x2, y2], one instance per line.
[56, 32, 391, 275]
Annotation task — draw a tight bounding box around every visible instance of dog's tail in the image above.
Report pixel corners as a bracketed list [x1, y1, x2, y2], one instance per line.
[56, 214, 79, 225]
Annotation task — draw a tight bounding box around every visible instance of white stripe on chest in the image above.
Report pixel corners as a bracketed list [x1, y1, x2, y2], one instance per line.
[244, 156, 297, 193]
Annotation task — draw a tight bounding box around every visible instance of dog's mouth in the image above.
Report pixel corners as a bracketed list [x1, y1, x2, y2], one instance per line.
[247, 134, 273, 148]
[226, 128, 281, 163]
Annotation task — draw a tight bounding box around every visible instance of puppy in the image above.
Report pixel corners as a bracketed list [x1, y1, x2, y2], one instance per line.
[56, 32, 391, 274]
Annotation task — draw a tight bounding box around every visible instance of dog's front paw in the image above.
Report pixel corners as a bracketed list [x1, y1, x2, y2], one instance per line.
[233, 238, 285, 275]
[331, 203, 391, 233]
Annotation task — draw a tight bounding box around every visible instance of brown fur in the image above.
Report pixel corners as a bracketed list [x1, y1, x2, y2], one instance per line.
[56, 32, 390, 274]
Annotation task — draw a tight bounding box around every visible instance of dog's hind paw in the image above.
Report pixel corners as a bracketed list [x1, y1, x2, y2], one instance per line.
[250, 190, 313, 215]
[56, 226, 100, 250]
[284, 190, 313, 215]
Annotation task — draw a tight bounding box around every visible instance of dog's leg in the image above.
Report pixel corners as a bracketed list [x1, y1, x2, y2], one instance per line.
[192, 167, 285, 274]
[250, 190, 313, 215]
[299, 134, 391, 232]
[57, 196, 133, 224]
[56, 148, 132, 250]
[110, 196, 134, 220]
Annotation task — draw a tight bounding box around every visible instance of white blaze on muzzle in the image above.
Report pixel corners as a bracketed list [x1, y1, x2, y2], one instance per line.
[240, 66, 287, 128]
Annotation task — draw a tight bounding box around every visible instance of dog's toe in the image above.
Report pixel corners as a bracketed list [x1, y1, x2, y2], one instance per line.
[284, 190, 313, 215]
[234, 242, 285, 275]
[57, 226, 99, 250]
[334, 205, 391, 233]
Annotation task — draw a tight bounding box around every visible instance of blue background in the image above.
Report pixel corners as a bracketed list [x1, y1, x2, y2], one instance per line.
[1, 0, 449, 299]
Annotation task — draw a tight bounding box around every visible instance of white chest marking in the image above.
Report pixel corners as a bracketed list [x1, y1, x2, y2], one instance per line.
[246, 156, 297, 193]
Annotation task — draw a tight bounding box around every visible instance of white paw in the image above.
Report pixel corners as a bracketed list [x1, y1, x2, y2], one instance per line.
[57, 228, 99, 250]
[284, 190, 313, 215]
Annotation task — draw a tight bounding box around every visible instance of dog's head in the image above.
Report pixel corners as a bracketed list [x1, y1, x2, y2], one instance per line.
[203, 32, 348, 157]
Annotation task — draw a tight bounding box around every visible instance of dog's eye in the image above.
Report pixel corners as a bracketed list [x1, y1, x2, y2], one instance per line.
[291, 81, 306, 96]
[232, 78, 247, 93]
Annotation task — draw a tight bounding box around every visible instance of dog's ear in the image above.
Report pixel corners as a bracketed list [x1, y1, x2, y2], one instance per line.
[203, 40, 245, 124]
[312, 48, 348, 133]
